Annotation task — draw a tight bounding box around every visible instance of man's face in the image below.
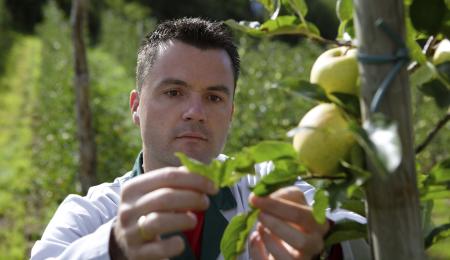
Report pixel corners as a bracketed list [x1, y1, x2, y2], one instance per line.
[131, 40, 235, 171]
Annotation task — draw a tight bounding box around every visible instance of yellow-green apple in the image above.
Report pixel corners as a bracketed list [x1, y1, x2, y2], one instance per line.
[293, 103, 355, 176]
[433, 39, 450, 65]
[310, 47, 359, 96]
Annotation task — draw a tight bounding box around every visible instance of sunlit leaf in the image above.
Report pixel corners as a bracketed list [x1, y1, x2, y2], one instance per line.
[421, 188, 450, 201]
[225, 19, 265, 37]
[283, 0, 308, 17]
[243, 140, 298, 163]
[221, 209, 259, 260]
[336, 0, 353, 21]
[252, 167, 299, 196]
[312, 189, 329, 224]
[225, 16, 321, 38]
[405, 16, 427, 64]
[176, 153, 221, 187]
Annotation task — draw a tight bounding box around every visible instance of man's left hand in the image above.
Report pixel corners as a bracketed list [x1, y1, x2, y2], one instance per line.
[249, 186, 329, 260]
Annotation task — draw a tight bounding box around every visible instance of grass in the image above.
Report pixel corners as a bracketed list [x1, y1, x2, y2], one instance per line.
[0, 35, 42, 259]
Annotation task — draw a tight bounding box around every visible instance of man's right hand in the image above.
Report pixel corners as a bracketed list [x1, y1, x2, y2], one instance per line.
[110, 166, 218, 260]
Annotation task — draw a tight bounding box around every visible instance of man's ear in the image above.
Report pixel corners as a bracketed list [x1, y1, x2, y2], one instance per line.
[130, 90, 140, 126]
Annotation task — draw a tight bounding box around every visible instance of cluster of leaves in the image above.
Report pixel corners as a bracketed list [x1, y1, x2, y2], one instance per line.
[179, 82, 379, 258]
[204, 0, 450, 258]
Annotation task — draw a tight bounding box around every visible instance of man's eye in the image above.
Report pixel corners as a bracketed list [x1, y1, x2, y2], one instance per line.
[208, 95, 223, 102]
[165, 90, 181, 97]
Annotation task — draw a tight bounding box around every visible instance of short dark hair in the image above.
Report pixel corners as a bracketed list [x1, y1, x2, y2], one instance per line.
[136, 17, 240, 93]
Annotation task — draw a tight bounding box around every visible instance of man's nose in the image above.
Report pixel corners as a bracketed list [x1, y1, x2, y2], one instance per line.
[182, 96, 206, 122]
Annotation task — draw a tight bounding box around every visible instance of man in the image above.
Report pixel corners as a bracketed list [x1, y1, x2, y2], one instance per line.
[31, 18, 368, 260]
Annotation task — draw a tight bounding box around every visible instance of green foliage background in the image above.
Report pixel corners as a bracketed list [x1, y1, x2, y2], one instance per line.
[0, 0, 448, 259]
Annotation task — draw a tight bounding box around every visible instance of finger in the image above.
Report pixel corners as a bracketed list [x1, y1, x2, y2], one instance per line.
[250, 195, 327, 234]
[128, 235, 185, 260]
[131, 188, 209, 221]
[129, 212, 197, 245]
[122, 167, 218, 200]
[258, 224, 297, 260]
[268, 186, 307, 205]
[259, 212, 324, 256]
[250, 231, 268, 260]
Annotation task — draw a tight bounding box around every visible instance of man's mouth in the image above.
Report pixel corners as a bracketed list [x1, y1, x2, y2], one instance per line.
[176, 132, 208, 141]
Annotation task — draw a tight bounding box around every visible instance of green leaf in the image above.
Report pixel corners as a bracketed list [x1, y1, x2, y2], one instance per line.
[260, 15, 316, 37]
[221, 209, 260, 260]
[348, 120, 389, 177]
[176, 153, 247, 188]
[252, 166, 300, 196]
[284, 0, 308, 17]
[418, 79, 450, 109]
[328, 92, 361, 119]
[326, 180, 352, 210]
[405, 16, 427, 64]
[436, 61, 450, 83]
[421, 200, 434, 235]
[339, 199, 366, 217]
[421, 188, 450, 201]
[224, 19, 265, 37]
[410, 0, 447, 35]
[430, 157, 450, 183]
[336, 0, 353, 21]
[243, 141, 298, 163]
[312, 189, 329, 224]
[410, 63, 435, 88]
[176, 153, 221, 187]
[225, 16, 321, 38]
[258, 0, 276, 14]
[325, 220, 367, 247]
[281, 77, 330, 102]
[337, 19, 355, 40]
[425, 223, 450, 249]
[340, 160, 371, 188]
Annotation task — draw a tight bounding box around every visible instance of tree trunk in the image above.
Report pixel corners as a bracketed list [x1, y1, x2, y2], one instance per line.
[71, 0, 97, 193]
[352, 0, 425, 259]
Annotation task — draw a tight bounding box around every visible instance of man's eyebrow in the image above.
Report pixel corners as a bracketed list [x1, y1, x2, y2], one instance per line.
[207, 85, 231, 97]
[156, 78, 232, 97]
[156, 78, 189, 88]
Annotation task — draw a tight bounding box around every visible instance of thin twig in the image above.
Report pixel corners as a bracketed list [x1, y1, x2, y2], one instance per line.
[415, 110, 450, 154]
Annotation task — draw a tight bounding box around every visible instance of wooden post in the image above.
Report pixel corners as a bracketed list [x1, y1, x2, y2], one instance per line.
[352, 0, 425, 259]
[71, 0, 97, 193]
